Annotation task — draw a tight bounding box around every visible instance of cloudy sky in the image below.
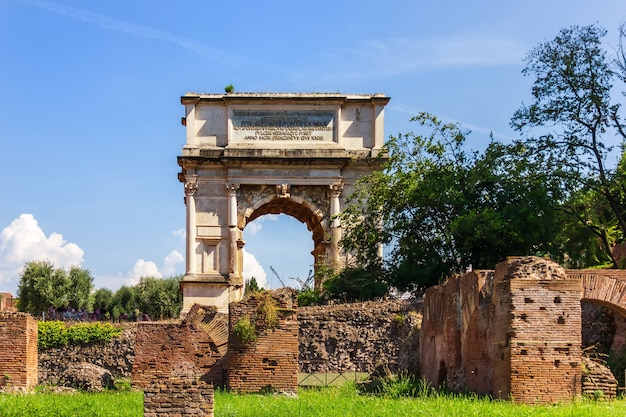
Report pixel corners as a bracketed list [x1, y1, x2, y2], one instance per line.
[0, 0, 624, 294]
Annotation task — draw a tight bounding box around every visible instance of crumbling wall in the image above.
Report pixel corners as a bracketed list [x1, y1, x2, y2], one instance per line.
[299, 299, 421, 374]
[421, 270, 494, 393]
[0, 312, 38, 391]
[228, 289, 298, 393]
[132, 308, 226, 389]
[144, 379, 214, 417]
[39, 324, 135, 385]
[421, 257, 583, 404]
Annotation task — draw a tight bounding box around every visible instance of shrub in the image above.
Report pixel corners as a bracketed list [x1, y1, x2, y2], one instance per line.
[38, 321, 69, 349]
[297, 289, 322, 306]
[233, 316, 256, 344]
[38, 321, 122, 349]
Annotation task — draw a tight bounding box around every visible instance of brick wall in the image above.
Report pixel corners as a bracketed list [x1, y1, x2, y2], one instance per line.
[421, 257, 583, 404]
[132, 320, 225, 389]
[228, 289, 298, 393]
[143, 379, 214, 417]
[421, 270, 495, 393]
[495, 258, 582, 403]
[0, 312, 38, 391]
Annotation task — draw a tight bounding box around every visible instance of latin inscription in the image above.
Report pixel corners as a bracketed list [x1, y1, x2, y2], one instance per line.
[232, 110, 334, 142]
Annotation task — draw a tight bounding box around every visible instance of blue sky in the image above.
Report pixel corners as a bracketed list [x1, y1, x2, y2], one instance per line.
[0, 0, 624, 294]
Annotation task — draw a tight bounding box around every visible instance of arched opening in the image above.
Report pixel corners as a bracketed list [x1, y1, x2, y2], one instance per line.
[580, 273, 626, 387]
[243, 214, 314, 290]
[241, 195, 328, 291]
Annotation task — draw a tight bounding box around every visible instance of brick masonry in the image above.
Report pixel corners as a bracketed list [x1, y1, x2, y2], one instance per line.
[143, 379, 214, 417]
[228, 288, 298, 393]
[421, 257, 584, 404]
[0, 312, 38, 391]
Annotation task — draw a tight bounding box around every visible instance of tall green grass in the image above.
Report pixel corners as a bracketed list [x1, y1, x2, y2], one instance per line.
[216, 384, 626, 417]
[0, 391, 142, 417]
[1, 385, 626, 416]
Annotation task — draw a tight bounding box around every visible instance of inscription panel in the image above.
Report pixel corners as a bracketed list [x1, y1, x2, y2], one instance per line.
[232, 110, 334, 142]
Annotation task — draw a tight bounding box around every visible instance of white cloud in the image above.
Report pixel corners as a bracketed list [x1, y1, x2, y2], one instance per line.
[0, 214, 84, 291]
[245, 214, 278, 237]
[162, 250, 184, 276]
[127, 259, 162, 286]
[172, 228, 186, 245]
[126, 250, 184, 286]
[242, 249, 268, 289]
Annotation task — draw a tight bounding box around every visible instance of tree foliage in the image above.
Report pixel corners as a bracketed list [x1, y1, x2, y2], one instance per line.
[133, 275, 182, 320]
[340, 113, 563, 291]
[17, 260, 94, 314]
[511, 24, 626, 267]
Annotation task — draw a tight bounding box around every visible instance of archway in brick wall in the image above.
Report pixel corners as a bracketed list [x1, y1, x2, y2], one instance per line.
[574, 270, 626, 317]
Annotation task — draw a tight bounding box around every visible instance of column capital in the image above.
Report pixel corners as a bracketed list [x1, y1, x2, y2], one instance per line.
[226, 183, 240, 195]
[184, 179, 198, 196]
[329, 181, 344, 197]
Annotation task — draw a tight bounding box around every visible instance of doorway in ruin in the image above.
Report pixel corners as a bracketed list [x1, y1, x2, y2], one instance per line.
[177, 92, 390, 315]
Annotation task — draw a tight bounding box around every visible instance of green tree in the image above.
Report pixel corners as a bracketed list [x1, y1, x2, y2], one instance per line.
[511, 24, 626, 267]
[67, 266, 94, 311]
[109, 285, 137, 319]
[340, 113, 563, 290]
[92, 288, 113, 313]
[17, 260, 94, 314]
[134, 275, 182, 320]
[245, 277, 261, 294]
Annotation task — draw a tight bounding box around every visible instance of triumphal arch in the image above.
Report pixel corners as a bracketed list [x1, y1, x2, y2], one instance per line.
[177, 92, 390, 314]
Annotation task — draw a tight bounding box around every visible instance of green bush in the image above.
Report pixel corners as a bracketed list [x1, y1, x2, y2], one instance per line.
[38, 321, 69, 349]
[297, 289, 322, 306]
[233, 316, 256, 344]
[38, 321, 123, 349]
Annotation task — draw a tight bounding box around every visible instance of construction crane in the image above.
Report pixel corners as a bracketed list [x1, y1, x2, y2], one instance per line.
[269, 266, 287, 288]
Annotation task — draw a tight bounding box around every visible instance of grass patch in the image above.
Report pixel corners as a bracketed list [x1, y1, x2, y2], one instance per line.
[0, 391, 142, 417]
[1, 386, 626, 416]
[216, 385, 626, 417]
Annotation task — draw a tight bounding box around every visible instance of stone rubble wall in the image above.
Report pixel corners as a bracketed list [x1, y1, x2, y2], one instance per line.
[0, 312, 38, 391]
[298, 299, 422, 374]
[39, 324, 136, 386]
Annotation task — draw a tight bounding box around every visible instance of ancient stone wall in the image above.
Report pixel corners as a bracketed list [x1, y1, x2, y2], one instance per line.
[421, 257, 584, 404]
[228, 289, 298, 393]
[39, 324, 135, 385]
[132, 320, 224, 389]
[299, 299, 421, 374]
[0, 312, 38, 391]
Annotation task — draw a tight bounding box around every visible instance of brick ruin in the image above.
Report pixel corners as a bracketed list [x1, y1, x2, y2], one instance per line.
[131, 288, 298, 415]
[5, 257, 626, 409]
[0, 312, 38, 391]
[420, 256, 625, 404]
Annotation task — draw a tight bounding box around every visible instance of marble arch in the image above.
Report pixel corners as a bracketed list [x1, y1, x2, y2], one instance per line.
[177, 92, 390, 315]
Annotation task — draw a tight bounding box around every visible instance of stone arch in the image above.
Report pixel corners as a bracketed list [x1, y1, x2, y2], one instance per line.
[579, 272, 626, 317]
[237, 184, 331, 268]
[177, 92, 390, 314]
